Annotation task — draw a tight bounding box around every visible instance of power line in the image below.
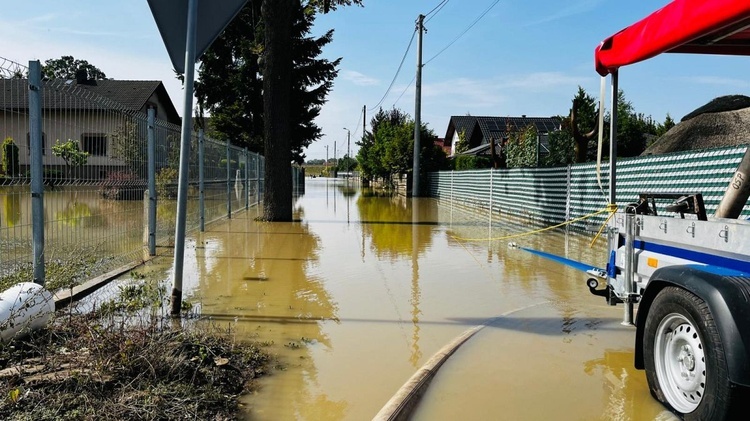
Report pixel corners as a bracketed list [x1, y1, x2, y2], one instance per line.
[425, 0, 449, 20]
[368, 28, 417, 111]
[392, 74, 416, 108]
[424, 0, 501, 66]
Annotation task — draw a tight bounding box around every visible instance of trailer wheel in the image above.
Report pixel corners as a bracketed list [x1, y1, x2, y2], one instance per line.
[644, 287, 734, 419]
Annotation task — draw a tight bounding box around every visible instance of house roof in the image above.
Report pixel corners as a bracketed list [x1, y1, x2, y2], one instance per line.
[0, 78, 180, 124]
[477, 116, 561, 140]
[444, 115, 561, 150]
[444, 116, 480, 144]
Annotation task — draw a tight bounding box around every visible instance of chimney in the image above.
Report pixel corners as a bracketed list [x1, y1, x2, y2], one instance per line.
[521, 114, 527, 118]
[75, 68, 88, 84]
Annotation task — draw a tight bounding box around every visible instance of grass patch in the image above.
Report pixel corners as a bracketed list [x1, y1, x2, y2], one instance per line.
[0, 278, 272, 420]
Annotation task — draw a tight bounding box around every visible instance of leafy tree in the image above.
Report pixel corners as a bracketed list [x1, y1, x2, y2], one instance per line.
[355, 107, 445, 189]
[52, 139, 88, 177]
[569, 86, 598, 162]
[357, 108, 409, 181]
[454, 129, 469, 154]
[1, 137, 19, 176]
[335, 155, 358, 173]
[111, 121, 146, 178]
[544, 129, 575, 167]
[42, 56, 107, 80]
[656, 113, 676, 137]
[555, 87, 660, 163]
[505, 125, 539, 168]
[615, 90, 658, 157]
[453, 155, 491, 170]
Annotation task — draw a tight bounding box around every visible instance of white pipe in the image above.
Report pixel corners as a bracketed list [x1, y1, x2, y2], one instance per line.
[0, 282, 54, 342]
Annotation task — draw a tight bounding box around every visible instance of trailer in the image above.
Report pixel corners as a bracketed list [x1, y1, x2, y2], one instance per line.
[590, 1, 750, 419]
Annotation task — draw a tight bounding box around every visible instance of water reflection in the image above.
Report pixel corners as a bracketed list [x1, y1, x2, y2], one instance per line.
[1, 191, 21, 227]
[179, 206, 345, 420]
[137, 178, 672, 420]
[356, 194, 437, 258]
[584, 350, 679, 421]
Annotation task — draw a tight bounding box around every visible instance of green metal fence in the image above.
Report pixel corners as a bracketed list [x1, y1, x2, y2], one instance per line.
[1, 57, 302, 289]
[428, 145, 750, 230]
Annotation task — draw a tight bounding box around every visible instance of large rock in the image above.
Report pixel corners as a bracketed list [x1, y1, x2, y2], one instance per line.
[643, 96, 750, 155]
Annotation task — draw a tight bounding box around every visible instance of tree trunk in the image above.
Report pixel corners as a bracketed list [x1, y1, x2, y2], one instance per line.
[261, 0, 294, 221]
[571, 98, 596, 163]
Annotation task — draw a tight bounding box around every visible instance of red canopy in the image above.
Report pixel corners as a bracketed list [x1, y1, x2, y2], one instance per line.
[595, 0, 750, 76]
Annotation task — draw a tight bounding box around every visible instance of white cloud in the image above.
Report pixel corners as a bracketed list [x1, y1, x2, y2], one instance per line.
[419, 72, 584, 106]
[342, 70, 379, 86]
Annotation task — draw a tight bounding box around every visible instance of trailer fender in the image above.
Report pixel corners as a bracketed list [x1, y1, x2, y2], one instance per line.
[634, 265, 750, 387]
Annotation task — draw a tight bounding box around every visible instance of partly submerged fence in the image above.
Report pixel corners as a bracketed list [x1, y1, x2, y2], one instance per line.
[0, 57, 302, 289]
[428, 145, 750, 230]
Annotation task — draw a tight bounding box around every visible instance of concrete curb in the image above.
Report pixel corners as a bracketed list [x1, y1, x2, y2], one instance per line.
[372, 302, 549, 421]
[53, 260, 147, 310]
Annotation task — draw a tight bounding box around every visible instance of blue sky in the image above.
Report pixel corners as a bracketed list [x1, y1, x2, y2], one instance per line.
[2, 0, 749, 161]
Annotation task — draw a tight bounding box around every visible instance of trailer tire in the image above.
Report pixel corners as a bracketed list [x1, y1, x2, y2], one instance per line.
[644, 286, 738, 419]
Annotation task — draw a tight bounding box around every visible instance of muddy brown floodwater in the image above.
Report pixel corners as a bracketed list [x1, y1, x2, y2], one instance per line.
[167, 178, 677, 420]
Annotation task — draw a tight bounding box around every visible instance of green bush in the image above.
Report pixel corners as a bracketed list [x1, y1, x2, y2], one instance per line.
[156, 167, 179, 198]
[219, 158, 246, 169]
[453, 155, 492, 170]
[1, 137, 19, 176]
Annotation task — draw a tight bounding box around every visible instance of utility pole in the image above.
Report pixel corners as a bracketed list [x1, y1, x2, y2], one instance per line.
[334, 140, 337, 177]
[343, 127, 351, 174]
[325, 144, 329, 174]
[412, 14, 424, 197]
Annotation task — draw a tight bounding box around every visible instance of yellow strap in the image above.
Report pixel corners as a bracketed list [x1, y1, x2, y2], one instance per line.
[589, 204, 618, 247]
[450, 206, 614, 242]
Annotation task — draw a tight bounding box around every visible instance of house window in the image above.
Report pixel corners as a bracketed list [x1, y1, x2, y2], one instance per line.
[26, 132, 46, 155]
[81, 133, 108, 156]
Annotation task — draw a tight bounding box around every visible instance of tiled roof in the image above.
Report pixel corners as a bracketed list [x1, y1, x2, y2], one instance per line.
[447, 116, 479, 142]
[476, 116, 561, 141]
[444, 115, 561, 153]
[77, 79, 162, 110]
[1, 78, 163, 113]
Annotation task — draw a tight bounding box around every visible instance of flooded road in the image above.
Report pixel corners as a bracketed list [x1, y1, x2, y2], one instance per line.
[171, 178, 673, 420]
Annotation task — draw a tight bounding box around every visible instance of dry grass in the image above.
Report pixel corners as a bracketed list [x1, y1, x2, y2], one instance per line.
[0, 287, 271, 420]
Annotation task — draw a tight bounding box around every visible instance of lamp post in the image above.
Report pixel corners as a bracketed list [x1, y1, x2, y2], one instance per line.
[343, 128, 351, 176]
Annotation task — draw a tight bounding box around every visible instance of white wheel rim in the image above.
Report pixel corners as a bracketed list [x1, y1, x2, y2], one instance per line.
[653, 313, 706, 414]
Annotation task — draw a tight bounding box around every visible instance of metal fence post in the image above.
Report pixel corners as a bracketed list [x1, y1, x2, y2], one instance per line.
[566, 165, 572, 221]
[147, 108, 156, 256]
[489, 169, 493, 213]
[226, 141, 231, 219]
[255, 153, 260, 204]
[28, 60, 44, 285]
[199, 129, 205, 232]
[244, 147, 249, 209]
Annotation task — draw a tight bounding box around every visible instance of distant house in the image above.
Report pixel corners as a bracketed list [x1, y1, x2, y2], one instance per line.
[433, 137, 451, 155]
[0, 75, 180, 179]
[443, 115, 562, 162]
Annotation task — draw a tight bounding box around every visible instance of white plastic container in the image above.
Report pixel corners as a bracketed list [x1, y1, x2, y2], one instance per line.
[0, 282, 54, 342]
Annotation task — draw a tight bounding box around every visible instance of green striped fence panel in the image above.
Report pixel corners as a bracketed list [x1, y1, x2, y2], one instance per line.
[428, 145, 750, 231]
